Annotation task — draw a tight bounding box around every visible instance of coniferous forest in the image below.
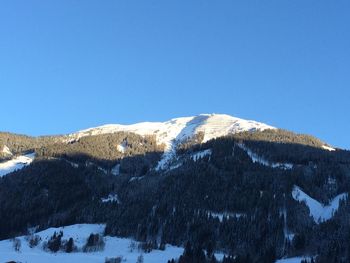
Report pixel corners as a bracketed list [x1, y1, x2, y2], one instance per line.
[1, 129, 350, 262]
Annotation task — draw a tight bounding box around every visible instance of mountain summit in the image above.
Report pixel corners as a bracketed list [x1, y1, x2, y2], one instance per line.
[0, 113, 349, 263]
[67, 114, 275, 146]
[65, 114, 276, 169]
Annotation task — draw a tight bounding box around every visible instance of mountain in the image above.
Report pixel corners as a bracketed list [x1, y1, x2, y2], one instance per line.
[64, 114, 276, 169]
[0, 114, 349, 263]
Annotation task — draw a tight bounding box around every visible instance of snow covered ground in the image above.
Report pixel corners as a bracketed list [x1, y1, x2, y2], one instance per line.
[0, 224, 184, 263]
[292, 185, 347, 223]
[0, 152, 35, 177]
[64, 114, 275, 170]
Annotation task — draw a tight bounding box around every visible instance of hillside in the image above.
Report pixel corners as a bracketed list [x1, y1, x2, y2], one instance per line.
[0, 114, 349, 263]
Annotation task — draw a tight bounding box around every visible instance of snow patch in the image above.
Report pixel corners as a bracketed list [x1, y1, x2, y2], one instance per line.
[237, 143, 293, 170]
[191, 149, 212, 162]
[65, 159, 79, 168]
[169, 163, 182, 170]
[129, 176, 145, 182]
[322, 145, 336, 151]
[280, 208, 294, 241]
[208, 211, 245, 222]
[2, 145, 12, 156]
[0, 152, 35, 177]
[276, 257, 314, 263]
[98, 166, 108, 174]
[101, 194, 121, 204]
[111, 164, 120, 175]
[292, 185, 347, 223]
[117, 140, 127, 153]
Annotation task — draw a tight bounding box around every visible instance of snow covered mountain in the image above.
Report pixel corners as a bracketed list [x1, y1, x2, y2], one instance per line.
[66, 114, 275, 146]
[65, 114, 275, 169]
[0, 113, 348, 262]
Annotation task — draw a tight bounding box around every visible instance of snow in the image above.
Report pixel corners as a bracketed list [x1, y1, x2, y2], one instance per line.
[191, 149, 212, 162]
[169, 163, 182, 170]
[280, 208, 294, 241]
[111, 164, 120, 175]
[65, 114, 275, 170]
[101, 194, 121, 204]
[322, 145, 336, 151]
[128, 176, 145, 182]
[237, 143, 293, 170]
[0, 152, 35, 177]
[292, 185, 347, 223]
[117, 141, 127, 153]
[207, 211, 245, 222]
[2, 145, 12, 156]
[276, 257, 312, 263]
[98, 166, 108, 174]
[64, 159, 79, 168]
[0, 224, 184, 263]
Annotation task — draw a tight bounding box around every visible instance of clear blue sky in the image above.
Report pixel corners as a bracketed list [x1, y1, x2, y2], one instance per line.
[1, 1, 349, 149]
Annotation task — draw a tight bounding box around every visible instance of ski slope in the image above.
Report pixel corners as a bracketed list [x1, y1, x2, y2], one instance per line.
[292, 186, 347, 223]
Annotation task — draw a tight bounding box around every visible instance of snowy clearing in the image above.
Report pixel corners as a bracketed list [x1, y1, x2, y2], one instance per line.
[0, 152, 35, 177]
[237, 144, 293, 170]
[292, 185, 347, 223]
[0, 224, 184, 263]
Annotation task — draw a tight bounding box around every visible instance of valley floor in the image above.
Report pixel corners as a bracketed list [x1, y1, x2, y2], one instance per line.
[0, 224, 184, 263]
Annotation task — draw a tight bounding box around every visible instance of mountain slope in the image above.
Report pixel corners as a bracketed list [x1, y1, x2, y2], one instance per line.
[0, 113, 349, 262]
[64, 114, 275, 169]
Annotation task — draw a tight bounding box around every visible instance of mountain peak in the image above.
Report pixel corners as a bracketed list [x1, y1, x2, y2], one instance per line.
[67, 114, 275, 146]
[65, 114, 275, 169]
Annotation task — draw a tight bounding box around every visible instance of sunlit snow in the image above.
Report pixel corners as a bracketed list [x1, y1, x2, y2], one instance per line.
[0, 152, 35, 177]
[65, 114, 275, 170]
[2, 145, 12, 156]
[322, 145, 336, 151]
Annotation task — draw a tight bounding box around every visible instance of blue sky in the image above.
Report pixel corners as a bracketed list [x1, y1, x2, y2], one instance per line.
[1, 1, 349, 149]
